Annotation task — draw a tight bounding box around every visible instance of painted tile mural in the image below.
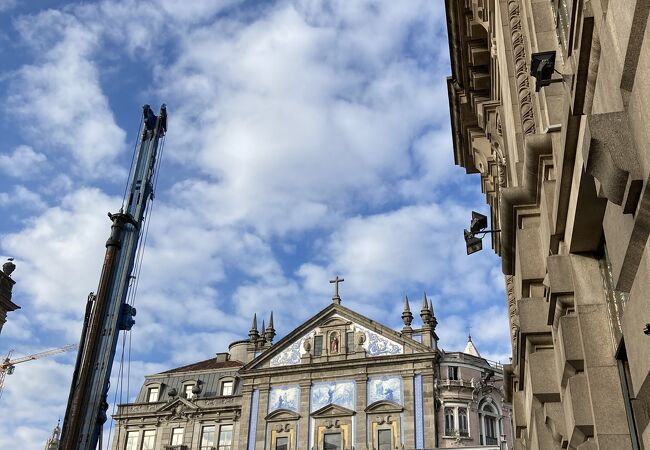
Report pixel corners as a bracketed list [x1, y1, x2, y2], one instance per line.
[269, 385, 300, 413]
[270, 331, 315, 367]
[349, 320, 403, 357]
[311, 381, 355, 412]
[368, 376, 403, 405]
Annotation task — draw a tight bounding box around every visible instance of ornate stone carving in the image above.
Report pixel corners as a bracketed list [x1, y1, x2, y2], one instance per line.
[505, 275, 520, 356]
[508, 0, 536, 136]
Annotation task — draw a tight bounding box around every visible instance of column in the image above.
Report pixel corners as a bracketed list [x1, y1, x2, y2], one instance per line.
[355, 376, 368, 450]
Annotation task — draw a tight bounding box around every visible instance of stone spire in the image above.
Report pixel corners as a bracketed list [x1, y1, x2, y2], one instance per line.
[44, 420, 61, 450]
[401, 295, 413, 330]
[259, 319, 267, 345]
[265, 311, 276, 343]
[248, 313, 259, 343]
[463, 334, 481, 357]
[420, 292, 432, 325]
[428, 298, 437, 330]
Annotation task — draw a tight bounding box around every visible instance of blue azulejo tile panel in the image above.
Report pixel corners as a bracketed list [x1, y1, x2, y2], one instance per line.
[365, 330, 403, 356]
[368, 376, 403, 405]
[270, 331, 315, 367]
[311, 380, 355, 412]
[269, 385, 300, 413]
[247, 389, 260, 450]
[414, 375, 424, 448]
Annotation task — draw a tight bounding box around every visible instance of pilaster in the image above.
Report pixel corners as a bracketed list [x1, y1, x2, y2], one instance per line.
[401, 374, 416, 449]
[255, 386, 270, 450]
[355, 376, 368, 450]
[298, 381, 311, 449]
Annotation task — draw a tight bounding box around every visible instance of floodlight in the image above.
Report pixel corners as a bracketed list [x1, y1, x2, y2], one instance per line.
[470, 211, 488, 234]
[530, 51, 560, 92]
[464, 229, 483, 255]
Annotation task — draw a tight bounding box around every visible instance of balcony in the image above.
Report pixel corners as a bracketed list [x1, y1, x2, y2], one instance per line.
[480, 436, 498, 445]
[164, 446, 188, 450]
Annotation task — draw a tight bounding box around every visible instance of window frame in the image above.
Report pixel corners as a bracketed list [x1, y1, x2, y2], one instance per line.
[124, 430, 139, 450]
[313, 335, 323, 357]
[275, 436, 289, 450]
[200, 424, 216, 450]
[220, 379, 234, 396]
[323, 432, 342, 450]
[217, 424, 234, 450]
[170, 427, 184, 446]
[141, 429, 156, 450]
[447, 365, 459, 380]
[377, 428, 393, 450]
[146, 386, 159, 402]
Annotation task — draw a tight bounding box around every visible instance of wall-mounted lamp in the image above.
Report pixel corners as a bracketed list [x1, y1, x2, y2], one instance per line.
[644, 323, 650, 335]
[530, 51, 564, 92]
[464, 211, 500, 255]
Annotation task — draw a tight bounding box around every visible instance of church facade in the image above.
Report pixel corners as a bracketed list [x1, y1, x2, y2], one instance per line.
[111, 295, 512, 450]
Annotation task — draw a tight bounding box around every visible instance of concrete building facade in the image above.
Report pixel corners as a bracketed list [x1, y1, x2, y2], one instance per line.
[445, 0, 650, 448]
[111, 295, 512, 450]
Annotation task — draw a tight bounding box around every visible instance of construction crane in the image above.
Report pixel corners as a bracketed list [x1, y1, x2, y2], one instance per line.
[0, 344, 78, 400]
[60, 104, 167, 450]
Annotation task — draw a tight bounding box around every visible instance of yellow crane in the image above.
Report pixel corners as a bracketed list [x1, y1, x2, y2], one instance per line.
[0, 344, 78, 400]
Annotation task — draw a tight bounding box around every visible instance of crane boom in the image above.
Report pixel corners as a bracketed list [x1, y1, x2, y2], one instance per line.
[60, 104, 167, 450]
[0, 344, 78, 401]
[2, 344, 78, 367]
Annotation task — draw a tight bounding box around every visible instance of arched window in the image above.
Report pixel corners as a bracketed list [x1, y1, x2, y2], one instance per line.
[479, 399, 500, 445]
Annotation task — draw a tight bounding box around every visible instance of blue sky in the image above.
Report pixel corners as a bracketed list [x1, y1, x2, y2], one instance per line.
[0, 0, 508, 447]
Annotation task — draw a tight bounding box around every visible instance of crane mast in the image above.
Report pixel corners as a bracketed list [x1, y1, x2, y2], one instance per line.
[60, 104, 167, 450]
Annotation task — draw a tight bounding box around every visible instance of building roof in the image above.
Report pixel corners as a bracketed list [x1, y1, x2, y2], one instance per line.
[159, 358, 243, 374]
[463, 335, 481, 357]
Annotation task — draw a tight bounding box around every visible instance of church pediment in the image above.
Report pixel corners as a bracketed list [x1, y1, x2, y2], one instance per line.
[242, 303, 434, 371]
[311, 403, 355, 418]
[365, 400, 404, 414]
[265, 408, 301, 422]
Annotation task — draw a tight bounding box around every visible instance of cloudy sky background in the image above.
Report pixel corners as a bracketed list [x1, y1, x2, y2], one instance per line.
[0, 0, 508, 447]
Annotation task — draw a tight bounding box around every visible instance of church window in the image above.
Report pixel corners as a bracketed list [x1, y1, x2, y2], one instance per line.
[323, 432, 342, 450]
[184, 384, 194, 399]
[448, 366, 459, 380]
[141, 430, 155, 450]
[458, 408, 469, 436]
[314, 335, 323, 356]
[221, 380, 234, 396]
[171, 428, 184, 445]
[146, 386, 159, 402]
[217, 424, 233, 450]
[346, 331, 355, 353]
[444, 407, 455, 435]
[200, 425, 215, 450]
[125, 431, 139, 450]
[377, 429, 392, 450]
[276, 436, 289, 450]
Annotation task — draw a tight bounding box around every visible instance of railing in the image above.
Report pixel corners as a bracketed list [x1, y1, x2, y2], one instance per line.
[485, 436, 499, 445]
[164, 446, 188, 450]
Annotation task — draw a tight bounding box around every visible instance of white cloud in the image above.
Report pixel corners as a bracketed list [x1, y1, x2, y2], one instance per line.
[0, 0, 16, 12]
[0, 145, 47, 178]
[0, 185, 47, 211]
[7, 10, 126, 178]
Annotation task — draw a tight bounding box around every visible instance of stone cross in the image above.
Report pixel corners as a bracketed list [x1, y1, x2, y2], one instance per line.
[329, 276, 344, 304]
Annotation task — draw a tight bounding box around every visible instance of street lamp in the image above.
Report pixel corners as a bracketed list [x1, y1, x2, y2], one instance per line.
[463, 211, 500, 255]
[530, 51, 564, 92]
